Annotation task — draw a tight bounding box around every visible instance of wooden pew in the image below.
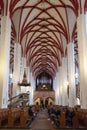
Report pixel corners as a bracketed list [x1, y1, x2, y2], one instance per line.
[53, 106, 79, 128]
[59, 109, 79, 128]
[8, 108, 21, 127]
[0, 109, 9, 127]
[77, 108, 87, 127]
[20, 107, 32, 128]
[59, 110, 66, 128]
[72, 111, 79, 128]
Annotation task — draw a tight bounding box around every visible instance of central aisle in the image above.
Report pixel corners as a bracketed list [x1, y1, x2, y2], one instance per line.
[29, 109, 54, 130]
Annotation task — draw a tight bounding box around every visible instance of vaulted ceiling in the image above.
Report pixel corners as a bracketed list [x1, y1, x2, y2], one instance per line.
[0, 0, 87, 79]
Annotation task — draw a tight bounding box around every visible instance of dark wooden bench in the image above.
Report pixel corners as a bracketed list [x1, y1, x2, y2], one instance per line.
[50, 106, 79, 128]
[20, 107, 33, 128]
[60, 110, 66, 128]
[0, 109, 9, 126]
[8, 108, 21, 127]
[72, 111, 79, 128]
[77, 109, 87, 127]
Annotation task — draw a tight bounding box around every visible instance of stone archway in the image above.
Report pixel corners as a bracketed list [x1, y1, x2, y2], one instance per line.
[34, 91, 55, 105]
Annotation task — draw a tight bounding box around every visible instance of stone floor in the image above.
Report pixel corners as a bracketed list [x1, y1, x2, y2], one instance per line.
[29, 109, 53, 130]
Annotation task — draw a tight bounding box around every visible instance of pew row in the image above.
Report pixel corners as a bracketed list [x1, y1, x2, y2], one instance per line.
[0, 109, 9, 126]
[8, 108, 21, 127]
[77, 108, 87, 127]
[20, 107, 33, 128]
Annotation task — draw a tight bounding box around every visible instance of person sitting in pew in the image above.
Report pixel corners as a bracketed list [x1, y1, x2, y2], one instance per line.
[49, 106, 60, 127]
[52, 107, 61, 128]
[49, 105, 56, 119]
[55, 107, 61, 118]
[27, 106, 35, 128]
[66, 107, 75, 127]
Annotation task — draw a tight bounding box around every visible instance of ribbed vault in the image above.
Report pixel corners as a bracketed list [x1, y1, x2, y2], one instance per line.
[0, 0, 86, 79]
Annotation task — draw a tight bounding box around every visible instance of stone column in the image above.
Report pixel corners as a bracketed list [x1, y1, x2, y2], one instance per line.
[67, 42, 76, 107]
[0, 20, 1, 47]
[86, 12, 87, 34]
[53, 76, 57, 104]
[20, 56, 29, 94]
[13, 43, 21, 96]
[0, 16, 11, 108]
[77, 12, 87, 108]
[29, 73, 35, 105]
[20, 57, 26, 82]
[54, 72, 59, 105]
[61, 57, 68, 106]
[58, 67, 62, 106]
[57, 73, 60, 105]
[25, 67, 31, 105]
[26, 67, 31, 83]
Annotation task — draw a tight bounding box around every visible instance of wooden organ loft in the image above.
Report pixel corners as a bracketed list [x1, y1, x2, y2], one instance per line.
[36, 72, 53, 91]
[34, 72, 55, 105]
